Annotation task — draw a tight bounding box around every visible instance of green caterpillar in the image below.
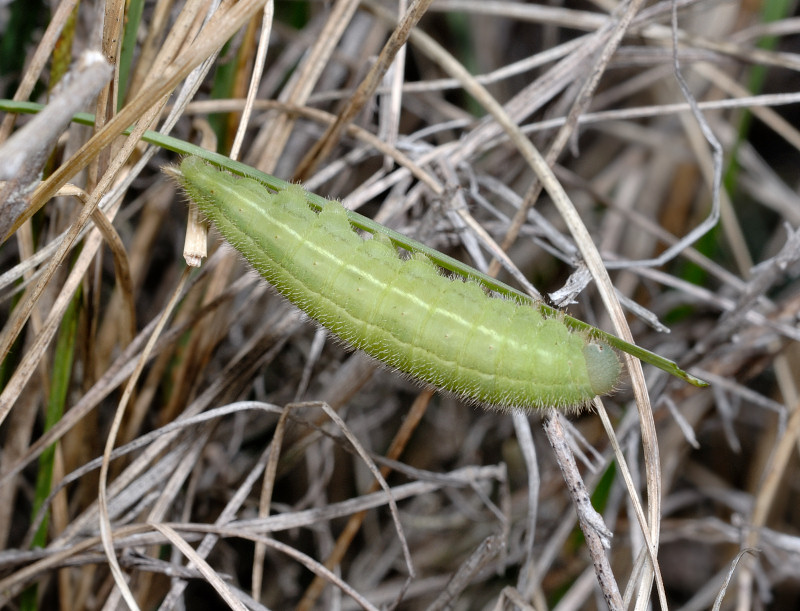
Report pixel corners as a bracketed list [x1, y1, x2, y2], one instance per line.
[176, 156, 620, 411]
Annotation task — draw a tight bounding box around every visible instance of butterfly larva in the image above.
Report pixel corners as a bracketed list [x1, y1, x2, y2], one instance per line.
[176, 156, 620, 412]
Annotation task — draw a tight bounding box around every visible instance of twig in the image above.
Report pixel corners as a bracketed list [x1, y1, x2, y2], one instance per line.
[543, 412, 622, 611]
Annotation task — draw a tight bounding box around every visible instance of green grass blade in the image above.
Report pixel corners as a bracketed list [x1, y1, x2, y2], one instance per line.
[0, 99, 708, 388]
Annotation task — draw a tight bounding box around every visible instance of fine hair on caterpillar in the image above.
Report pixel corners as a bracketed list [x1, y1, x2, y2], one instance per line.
[175, 156, 621, 412]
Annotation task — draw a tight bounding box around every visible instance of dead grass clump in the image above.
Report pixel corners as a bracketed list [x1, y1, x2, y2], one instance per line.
[1, 0, 800, 609]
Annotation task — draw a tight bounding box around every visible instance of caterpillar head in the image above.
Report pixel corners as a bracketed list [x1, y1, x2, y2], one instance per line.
[583, 341, 621, 396]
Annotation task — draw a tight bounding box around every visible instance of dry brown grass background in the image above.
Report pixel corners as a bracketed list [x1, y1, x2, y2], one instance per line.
[1, 0, 800, 609]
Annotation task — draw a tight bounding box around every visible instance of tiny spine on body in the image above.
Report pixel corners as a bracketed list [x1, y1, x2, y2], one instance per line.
[175, 156, 621, 412]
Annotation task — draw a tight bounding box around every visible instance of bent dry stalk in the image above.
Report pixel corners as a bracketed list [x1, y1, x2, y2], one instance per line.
[175, 156, 621, 412]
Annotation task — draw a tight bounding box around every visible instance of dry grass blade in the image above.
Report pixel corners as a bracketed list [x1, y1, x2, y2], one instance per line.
[151, 523, 249, 611]
[98, 267, 191, 609]
[293, 0, 437, 180]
